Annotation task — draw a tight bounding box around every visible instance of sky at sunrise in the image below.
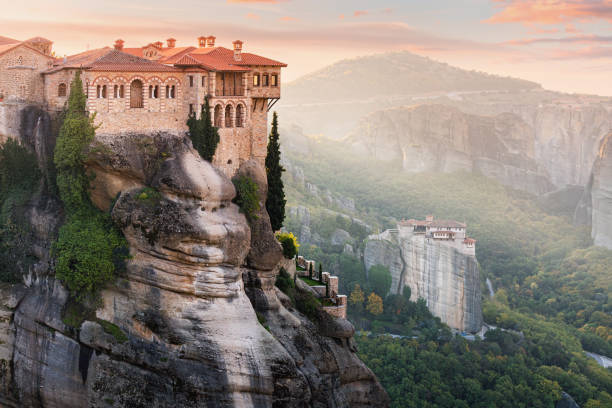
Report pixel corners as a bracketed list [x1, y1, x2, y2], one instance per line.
[3, 0, 612, 95]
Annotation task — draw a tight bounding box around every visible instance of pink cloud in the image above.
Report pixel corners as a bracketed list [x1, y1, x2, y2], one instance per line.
[228, 0, 286, 3]
[354, 10, 368, 17]
[566, 23, 582, 33]
[504, 33, 612, 45]
[339, 14, 345, 20]
[279, 16, 298, 22]
[246, 12, 260, 20]
[485, 0, 612, 25]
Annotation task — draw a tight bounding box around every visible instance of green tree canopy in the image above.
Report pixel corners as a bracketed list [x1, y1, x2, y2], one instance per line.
[187, 95, 219, 162]
[369, 264, 392, 298]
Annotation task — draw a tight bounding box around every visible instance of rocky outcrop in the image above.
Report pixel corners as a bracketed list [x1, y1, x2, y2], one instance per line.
[0, 121, 388, 406]
[578, 133, 612, 249]
[364, 229, 482, 333]
[348, 102, 612, 196]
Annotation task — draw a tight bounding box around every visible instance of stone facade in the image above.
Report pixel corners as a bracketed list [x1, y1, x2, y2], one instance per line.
[0, 45, 52, 103]
[0, 36, 285, 177]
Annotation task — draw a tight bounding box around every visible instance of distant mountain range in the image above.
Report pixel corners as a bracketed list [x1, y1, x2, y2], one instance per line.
[283, 51, 540, 105]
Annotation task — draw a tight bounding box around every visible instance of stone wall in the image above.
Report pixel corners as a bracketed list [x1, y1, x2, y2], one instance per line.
[0, 101, 22, 142]
[296, 256, 348, 319]
[0, 45, 51, 104]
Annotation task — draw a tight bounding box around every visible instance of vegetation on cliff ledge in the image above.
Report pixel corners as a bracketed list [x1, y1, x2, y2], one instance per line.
[232, 175, 260, 221]
[0, 138, 41, 282]
[53, 70, 128, 303]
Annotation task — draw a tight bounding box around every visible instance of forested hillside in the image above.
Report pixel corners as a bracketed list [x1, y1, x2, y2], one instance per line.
[281, 135, 612, 407]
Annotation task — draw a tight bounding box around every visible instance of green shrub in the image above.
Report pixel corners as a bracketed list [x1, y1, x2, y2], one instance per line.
[275, 267, 295, 295]
[54, 211, 126, 301]
[53, 71, 128, 302]
[97, 319, 128, 343]
[276, 231, 299, 259]
[232, 175, 260, 221]
[0, 139, 41, 283]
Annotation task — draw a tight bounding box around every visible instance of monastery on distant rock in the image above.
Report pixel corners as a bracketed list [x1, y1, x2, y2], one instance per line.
[398, 215, 476, 255]
[0, 34, 286, 175]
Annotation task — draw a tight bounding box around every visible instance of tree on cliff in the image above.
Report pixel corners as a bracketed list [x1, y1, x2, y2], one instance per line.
[318, 263, 323, 283]
[349, 284, 365, 309]
[265, 112, 286, 231]
[53, 70, 127, 304]
[187, 95, 219, 162]
[366, 292, 383, 316]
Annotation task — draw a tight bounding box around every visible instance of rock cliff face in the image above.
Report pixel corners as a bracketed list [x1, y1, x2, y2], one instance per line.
[348, 103, 612, 196]
[364, 229, 482, 333]
[0, 109, 388, 407]
[577, 133, 612, 250]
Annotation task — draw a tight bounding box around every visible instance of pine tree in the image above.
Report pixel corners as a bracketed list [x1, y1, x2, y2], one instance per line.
[265, 112, 286, 231]
[319, 263, 323, 283]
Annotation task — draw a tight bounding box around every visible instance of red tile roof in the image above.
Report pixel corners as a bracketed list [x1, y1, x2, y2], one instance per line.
[463, 238, 477, 244]
[0, 41, 54, 59]
[46, 48, 180, 73]
[0, 35, 19, 46]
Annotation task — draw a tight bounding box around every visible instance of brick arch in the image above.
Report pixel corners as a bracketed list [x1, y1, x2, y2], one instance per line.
[235, 102, 246, 127]
[112, 76, 128, 84]
[128, 75, 146, 84]
[163, 76, 181, 85]
[92, 76, 112, 85]
[146, 76, 163, 85]
[214, 103, 223, 128]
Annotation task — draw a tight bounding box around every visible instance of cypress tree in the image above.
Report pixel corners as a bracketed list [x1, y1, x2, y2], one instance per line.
[187, 95, 219, 162]
[309, 263, 313, 280]
[265, 112, 286, 231]
[200, 95, 219, 161]
[319, 263, 323, 283]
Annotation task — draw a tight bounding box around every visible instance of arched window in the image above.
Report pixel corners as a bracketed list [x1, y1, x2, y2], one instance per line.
[236, 104, 244, 127]
[214, 104, 223, 127]
[253, 73, 260, 87]
[165, 85, 176, 99]
[58, 83, 67, 97]
[225, 105, 233, 128]
[113, 85, 118, 98]
[96, 85, 101, 98]
[102, 85, 107, 98]
[130, 80, 143, 108]
[119, 85, 125, 98]
[149, 85, 159, 99]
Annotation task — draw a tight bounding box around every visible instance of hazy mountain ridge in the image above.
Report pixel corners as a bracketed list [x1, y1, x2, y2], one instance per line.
[283, 51, 540, 104]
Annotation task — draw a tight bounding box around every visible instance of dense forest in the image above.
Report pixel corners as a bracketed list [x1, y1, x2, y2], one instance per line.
[281, 136, 612, 407]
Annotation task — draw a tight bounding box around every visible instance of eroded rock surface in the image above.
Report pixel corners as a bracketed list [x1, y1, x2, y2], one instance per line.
[364, 229, 482, 333]
[579, 133, 612, 250]
[1, 128, 388, 407]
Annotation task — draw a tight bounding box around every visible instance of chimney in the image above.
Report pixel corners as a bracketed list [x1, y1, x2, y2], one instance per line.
[114, 39, 124, 51]
[206, 36, 216, 48]
[426, 215, 434, 222]
[232, 40, 243, 61]
[167, 38, 176, 48]
[153, 41, 163, 49]
[198, 36, 206, 48]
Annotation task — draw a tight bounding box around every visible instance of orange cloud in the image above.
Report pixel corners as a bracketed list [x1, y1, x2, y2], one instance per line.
[246, 12, 260, 20]
[339, 14, 345, 20]
[486, 0, 612, 25]
[354, 10, 368, 17]
[566, 23, 582, 33]
[279, 16, 298, 22]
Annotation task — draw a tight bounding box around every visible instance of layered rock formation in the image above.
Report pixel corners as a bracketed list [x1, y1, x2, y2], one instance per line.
[0, 110, 388, 407]
[364, 228, 482, 333]
[577, 133, 612, 250]
[348, 103, 612, 196]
